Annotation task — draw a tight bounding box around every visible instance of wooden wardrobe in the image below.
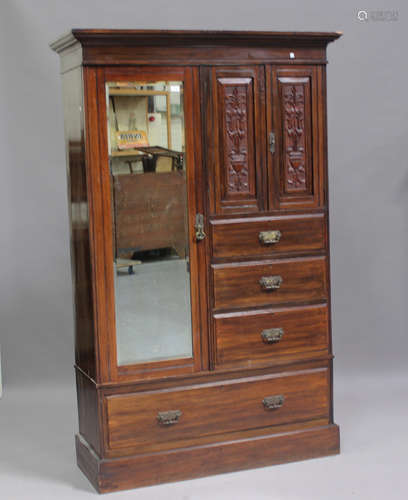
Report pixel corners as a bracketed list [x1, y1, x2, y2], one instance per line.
[51, 29, 342, 493]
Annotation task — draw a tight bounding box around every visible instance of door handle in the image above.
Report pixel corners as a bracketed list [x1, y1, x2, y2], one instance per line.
[195, 213, 206, 241]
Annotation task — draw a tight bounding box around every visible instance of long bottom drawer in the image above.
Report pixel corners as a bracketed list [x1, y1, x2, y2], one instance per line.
[105, 368, 330, 453]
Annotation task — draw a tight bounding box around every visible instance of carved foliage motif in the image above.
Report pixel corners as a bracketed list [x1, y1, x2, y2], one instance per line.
[224, 86, 250, 194]
[282, 84, 307, 192]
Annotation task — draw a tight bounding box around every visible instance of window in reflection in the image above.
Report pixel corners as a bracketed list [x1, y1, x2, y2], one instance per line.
[106, 81, 192, 365]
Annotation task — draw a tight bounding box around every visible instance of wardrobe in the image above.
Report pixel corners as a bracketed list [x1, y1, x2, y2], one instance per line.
[51, 29, 341, 493]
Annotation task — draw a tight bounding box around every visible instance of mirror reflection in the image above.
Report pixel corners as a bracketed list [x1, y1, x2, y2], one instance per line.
[106, 81, 192, 365]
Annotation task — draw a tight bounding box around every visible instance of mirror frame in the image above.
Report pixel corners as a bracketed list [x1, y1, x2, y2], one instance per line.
[83, 65, 209, 383]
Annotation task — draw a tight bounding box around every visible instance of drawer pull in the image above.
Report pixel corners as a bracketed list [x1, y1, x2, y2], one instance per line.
[157, 410, 182, 426]
[259, 275, 283, 291]
[263, 395, 285, 410]
[259, 230, 282, 245]
[261, 328, 284, 344]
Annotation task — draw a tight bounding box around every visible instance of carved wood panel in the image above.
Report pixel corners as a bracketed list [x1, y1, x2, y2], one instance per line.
[282, 83, 308, 192]
[267, 67, 322, 210]
[279, 77, 312, 196]
[222, 83, 252, 197]
[206, 67, 265, 214]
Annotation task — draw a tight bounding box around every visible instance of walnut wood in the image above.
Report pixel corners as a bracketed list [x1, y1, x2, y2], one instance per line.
[51, 30, 342, 68]
[107, 417, 332, 458]
[214, 303, 329, 368]
[87, 66, 206, 382]
[105, 367, 329, 453]
[278, 73, 313, 196]
[76, 424, 340, 493]
[213, 256, 328, 310]
[85, 66, 118, 383]
[61, 67, 97, 380]
[76, 368, 101, 454]
[192, 66, 211, 372]
[267, 66, 324, 209]
[74, 359, 333, 460]
[51, 29, 341, 493]
[206, 66, 266, 214]
[113, 171, 186, 257]
[319, 62, 335, 422]
[99, 358, 331, 394]
[211, 213, 325, 260]
[66, 29, 342, 47]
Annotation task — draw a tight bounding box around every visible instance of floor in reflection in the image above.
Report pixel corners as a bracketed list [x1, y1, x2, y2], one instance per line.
[115, 258, 192, 365]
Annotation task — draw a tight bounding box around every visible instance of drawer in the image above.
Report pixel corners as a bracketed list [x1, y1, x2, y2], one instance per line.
[105, 368, 329, 451]
[214, 304, 329, 368]
[211, 214, 326, 259]
[213, 256, 328, 310]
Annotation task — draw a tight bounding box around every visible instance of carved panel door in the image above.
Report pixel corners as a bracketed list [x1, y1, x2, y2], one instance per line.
[203, 65, 322, 214]
[267, 66, 323, 210]
[203, 66, 267, 215]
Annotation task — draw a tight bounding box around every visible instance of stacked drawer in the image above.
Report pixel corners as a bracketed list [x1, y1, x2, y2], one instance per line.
[103, 213, 331, 457]
[104, 367, 330, 455]
[210, 213, 330, 369]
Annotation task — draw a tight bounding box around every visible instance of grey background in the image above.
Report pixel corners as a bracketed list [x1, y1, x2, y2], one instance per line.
[0, 0, 407, 498]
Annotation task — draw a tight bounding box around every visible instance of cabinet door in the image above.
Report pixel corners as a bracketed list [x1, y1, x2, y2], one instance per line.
[203, 66, 267, 215]
[86, 66, 209, 382]
[267, 66, 324, 209]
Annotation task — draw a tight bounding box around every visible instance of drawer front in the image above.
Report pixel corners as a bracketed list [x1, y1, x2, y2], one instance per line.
[106, 369, 329, 451]
[211, 214, 326, 259]
[214, 304, 329, 368]
[213, 256, 328, 310]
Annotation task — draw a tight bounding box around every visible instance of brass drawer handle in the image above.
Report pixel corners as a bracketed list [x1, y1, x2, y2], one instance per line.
[259, 230, 282, 245]
[261, 328, 284, 344]
[157, 410, 182, 426]
[263, 395, 285, 410]
[259, 275, 283, 291]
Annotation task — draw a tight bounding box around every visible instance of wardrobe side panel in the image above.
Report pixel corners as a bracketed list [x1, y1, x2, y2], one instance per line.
[61, 65, 97, 380]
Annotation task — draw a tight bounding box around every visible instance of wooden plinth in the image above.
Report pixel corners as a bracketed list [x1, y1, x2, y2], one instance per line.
[76, 424, 340, 493]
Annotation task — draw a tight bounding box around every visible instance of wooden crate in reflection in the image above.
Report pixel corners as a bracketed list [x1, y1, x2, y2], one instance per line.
[112, 171, 187, 259]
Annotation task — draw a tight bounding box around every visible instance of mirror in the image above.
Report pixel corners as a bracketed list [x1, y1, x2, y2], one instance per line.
[106, 81, 192, 365]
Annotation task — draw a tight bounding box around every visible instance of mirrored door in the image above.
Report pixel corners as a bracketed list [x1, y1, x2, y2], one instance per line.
[104, 71, 203, 370]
